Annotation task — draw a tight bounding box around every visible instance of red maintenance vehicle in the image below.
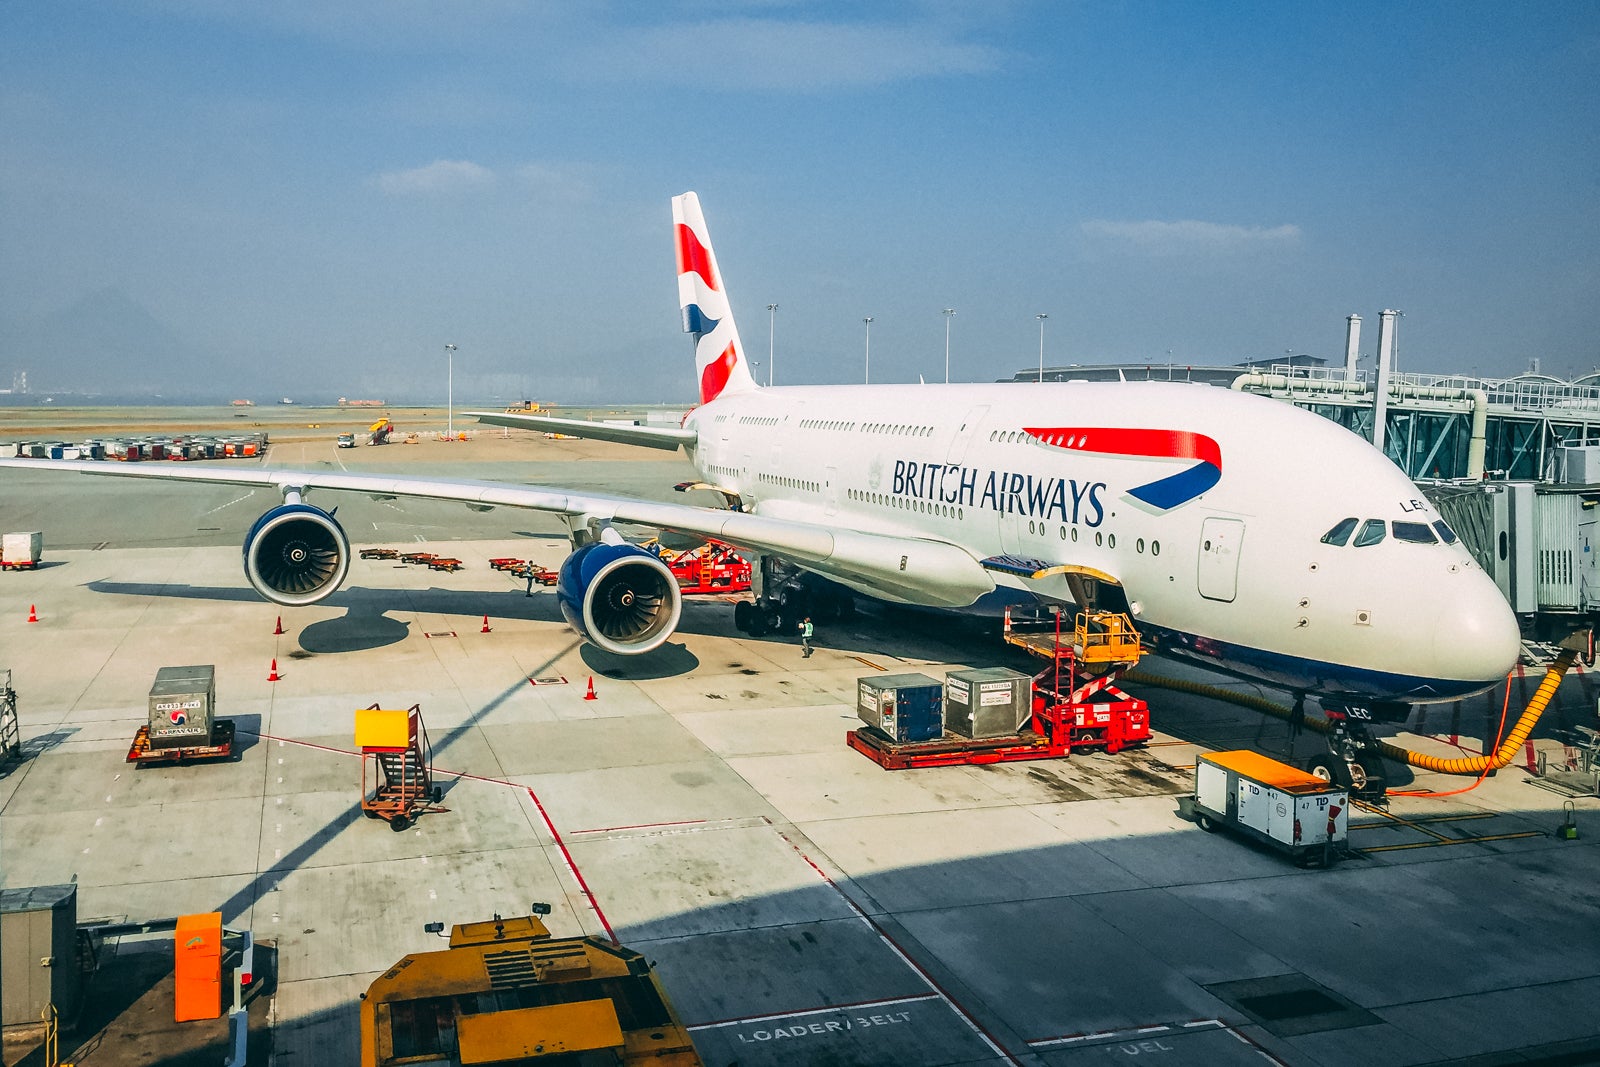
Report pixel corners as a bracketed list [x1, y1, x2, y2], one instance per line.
[650, 539, 753, 595]
[665, 539, 752, 595]
[847, 609, 1151, 770]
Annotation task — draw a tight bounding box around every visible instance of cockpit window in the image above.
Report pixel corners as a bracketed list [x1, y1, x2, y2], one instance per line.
[1320, 517, 1358, 546]
[1353, 519, 1386, 547]
[1432, 520, 1459, 545]
[1392, 521, 1438, 544]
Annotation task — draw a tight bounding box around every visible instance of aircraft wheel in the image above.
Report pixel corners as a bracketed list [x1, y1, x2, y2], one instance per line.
[748, 610, 771, 637]
[836, 592, 857, 619]
[1306, 754, 1351, 787]
[1196, 811, 1218, 833]
[1350, 754, 1387, 799]
[733, 600, 754, 633]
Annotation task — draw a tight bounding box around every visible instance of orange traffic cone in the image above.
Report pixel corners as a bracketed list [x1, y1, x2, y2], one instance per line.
[27, 604, 38, 623]
[268, 658, 280, 682]
[481, 614, 492, 634]
[273, 615, 285, 635]
[584, 677, 598, 701]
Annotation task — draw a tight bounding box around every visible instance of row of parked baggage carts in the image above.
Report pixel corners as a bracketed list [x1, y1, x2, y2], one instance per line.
[3, 432, 269, 462]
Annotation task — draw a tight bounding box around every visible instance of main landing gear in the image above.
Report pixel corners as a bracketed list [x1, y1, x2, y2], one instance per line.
[731, 557, 855, 638]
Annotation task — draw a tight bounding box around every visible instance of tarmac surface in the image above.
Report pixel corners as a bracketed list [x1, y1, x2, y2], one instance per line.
[3, 411, 1600, 1066]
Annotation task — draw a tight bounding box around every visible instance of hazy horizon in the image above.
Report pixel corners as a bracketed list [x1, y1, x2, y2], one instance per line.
[4, 3, 1596, 402]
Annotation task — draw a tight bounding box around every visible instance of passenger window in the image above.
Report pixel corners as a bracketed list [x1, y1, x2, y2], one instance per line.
[1433, 520, 1459, 545]
[1320, 517, 1358, 546]
[1353, 519, 1386, 547]
[1392, 521, 1438, 544]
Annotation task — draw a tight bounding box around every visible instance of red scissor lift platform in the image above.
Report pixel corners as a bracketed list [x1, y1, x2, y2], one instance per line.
[659, 539, 752, 595]
[847, 610, 1150, 770]
[357, 703, 445, 831]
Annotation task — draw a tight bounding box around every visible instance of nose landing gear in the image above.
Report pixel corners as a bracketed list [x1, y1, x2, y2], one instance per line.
[1308, 705, 1390, 800]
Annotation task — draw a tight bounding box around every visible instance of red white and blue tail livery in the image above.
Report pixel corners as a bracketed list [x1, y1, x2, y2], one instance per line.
[675, 192, 758, 404]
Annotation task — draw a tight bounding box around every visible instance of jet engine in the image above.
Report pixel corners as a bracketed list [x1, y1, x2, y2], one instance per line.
[556, 542, 683, 656]
[243, 503, 351, 607]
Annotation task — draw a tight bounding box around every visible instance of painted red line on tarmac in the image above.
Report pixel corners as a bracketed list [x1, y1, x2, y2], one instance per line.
[762, 818, 1019, 1065]
[247, 729, 617, 943]
[249, 730, 525, 792]
[688, 993, 941, 1031]
[526, 787, 618, 944]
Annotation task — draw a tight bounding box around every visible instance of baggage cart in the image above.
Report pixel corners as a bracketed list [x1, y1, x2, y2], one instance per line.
[1, 531, 43, 571]
[127, 719, 236, 764]
[1179, 750, 1347, 866]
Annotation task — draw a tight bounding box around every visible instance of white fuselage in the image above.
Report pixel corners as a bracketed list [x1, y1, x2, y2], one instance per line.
[683, 379, 1520, 704]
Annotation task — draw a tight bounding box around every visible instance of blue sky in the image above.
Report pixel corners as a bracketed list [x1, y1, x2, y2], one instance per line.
[2, 2, 1596, 402]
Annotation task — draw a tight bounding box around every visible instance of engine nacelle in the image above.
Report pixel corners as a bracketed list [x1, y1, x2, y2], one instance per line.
[243, 503, 351, 607]
[557, 542, 683, 656]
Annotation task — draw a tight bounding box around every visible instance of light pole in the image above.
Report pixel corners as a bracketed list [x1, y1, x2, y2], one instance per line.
[444, 343, 456, 438]
[766, 304, 778, 386]
[943, 308, 956, 384]
[863, 317, 873, 384]
[1036, 314, 1048, 383]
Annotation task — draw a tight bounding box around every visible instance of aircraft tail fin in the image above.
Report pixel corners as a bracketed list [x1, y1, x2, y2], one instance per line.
[674, 192, 759, 403]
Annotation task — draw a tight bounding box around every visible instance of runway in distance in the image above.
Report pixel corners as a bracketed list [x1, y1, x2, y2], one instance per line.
[0, 193, 1520, 729]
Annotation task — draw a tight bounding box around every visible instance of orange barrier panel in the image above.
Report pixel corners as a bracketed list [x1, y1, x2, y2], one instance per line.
[175, 912, 223, 1021]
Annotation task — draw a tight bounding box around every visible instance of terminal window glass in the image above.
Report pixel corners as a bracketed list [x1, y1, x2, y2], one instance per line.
[1353, 519, 1386, 547]
[1320, 518, 1358, 546]
[1433, 520, 1459, 545]
[1392, 521, 1438, 544]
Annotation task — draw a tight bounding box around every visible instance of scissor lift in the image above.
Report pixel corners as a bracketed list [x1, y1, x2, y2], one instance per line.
[357, 704, 445, 831]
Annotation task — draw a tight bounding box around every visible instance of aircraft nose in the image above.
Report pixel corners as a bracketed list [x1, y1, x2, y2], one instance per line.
[1430, 571, 1521, 684]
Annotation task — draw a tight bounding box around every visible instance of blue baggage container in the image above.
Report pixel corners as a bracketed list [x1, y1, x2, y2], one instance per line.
[857, 672, 944, 743]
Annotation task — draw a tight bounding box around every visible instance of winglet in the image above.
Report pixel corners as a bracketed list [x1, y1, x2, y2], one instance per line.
[674, 192, 758, 404]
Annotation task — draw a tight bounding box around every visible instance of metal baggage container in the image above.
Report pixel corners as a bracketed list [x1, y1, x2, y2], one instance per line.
[945, 667, 1032, 738]
[857, 673, 943, 743]
[148, 664, 216, 748]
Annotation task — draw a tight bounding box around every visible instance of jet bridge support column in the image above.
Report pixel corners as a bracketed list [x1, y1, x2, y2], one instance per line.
[1372, 309, 1398, 456]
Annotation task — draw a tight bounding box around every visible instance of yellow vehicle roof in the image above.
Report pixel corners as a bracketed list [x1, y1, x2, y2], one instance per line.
[1200, 750, 1336, 794]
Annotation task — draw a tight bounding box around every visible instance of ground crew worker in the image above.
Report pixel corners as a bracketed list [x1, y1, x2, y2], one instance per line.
[800, 616, 814, 658]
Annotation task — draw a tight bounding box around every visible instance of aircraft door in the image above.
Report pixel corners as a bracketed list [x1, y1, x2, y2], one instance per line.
[825, 465, 839, 516]
[1197, 517, 1245, 602]
[945, 405, 989, 467]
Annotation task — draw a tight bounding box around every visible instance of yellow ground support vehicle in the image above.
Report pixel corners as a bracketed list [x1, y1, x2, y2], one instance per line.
[361, 911, 702, 1066]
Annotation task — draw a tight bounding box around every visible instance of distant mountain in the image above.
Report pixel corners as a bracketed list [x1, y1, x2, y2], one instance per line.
[0, 288, 218, 399]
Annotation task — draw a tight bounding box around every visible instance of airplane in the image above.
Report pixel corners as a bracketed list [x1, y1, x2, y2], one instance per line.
[0, 191, 1521, 790]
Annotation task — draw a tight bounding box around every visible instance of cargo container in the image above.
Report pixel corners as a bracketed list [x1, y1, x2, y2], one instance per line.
[148, 664, 217, 749]
[945, 667, 1032, 738]
[857, 673, 943, 743]
[1182, 750, 1347, 866]
[2, 531, 42, 567]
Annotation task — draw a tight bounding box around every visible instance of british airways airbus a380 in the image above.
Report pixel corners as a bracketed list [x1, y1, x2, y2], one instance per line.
[0, 192, 1519, 740]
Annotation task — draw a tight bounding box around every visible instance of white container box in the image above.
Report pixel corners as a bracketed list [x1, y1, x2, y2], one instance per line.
[2, 532, 43, 565]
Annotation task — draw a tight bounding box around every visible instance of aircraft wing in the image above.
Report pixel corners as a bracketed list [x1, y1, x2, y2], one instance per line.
[0, 458, 993, 607]
[464, 411, 696, 451]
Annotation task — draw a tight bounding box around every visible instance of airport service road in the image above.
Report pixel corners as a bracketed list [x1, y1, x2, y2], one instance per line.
[2, 433, 1599, 1066]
